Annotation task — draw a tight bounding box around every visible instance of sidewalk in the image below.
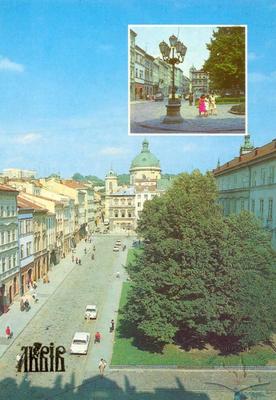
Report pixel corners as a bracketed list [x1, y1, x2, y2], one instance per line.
[0, 239, 87, 358]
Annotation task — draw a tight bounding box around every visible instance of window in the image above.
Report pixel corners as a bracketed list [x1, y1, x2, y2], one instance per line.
[8, 257, 11, 269]
[241, 199, 245, 211]
[26, 242, 31, 256]
[0, 206, 3, 216]
[13, 254, 16, 267]
[7, 206, 10, 217]
[7, 231, 11, 242]
[114, 211, 118, 218]
[1, 232, 4, 245]
[261, 168, 266, 185]
[2, 257, 5, 272]
[268, 199, 273, 221]
[137, 202, 141, 207]
[268, 166, 275, 184]
[12, 229, 15, 241]
[251, 171, 257, 187]
[128, 212, 132, 218]
[135, 68, 138, 78]
[251, 199, 255, 213]
[20, 244, 24, 259]
[260, 199, 264, 218]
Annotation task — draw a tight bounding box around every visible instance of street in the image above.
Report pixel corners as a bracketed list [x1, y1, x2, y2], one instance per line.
[130, 100, 245, 134]
[0, 235, 275, 399]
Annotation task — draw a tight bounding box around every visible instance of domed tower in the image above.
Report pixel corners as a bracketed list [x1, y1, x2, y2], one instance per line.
[105, 169, 118, 195]
[130, 139, 161, 186]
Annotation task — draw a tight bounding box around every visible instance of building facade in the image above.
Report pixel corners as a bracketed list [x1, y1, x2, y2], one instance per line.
[0, 185, 19, 314]
[189, 66, 209, 98]
[105, 140, 171, 232]
[130, 29, 137, 101]
[213, 136, 276, 249]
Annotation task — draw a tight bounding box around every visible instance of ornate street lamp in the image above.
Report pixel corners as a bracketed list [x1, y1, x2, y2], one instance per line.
[159, 35, 187, 124]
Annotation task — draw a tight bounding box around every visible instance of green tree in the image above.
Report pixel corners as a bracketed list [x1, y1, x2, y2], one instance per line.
[203, 27, 245, 94]
[117, 174, 130, 186]
[124, 171, 276, 350]
[72, 172, 85, 181]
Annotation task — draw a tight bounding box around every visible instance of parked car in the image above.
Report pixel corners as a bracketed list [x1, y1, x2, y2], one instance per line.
[70, 332, 90, 354]
[84, 305, 97, 320]
[115, 240, 122, 246]
[154, 92, 164, 101]
[113, 245, 119, 252]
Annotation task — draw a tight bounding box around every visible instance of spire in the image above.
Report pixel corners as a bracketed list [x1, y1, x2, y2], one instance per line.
[142, 138, 149, 153]
[240, 134, 254, 155]
[217, 158, 220, 168]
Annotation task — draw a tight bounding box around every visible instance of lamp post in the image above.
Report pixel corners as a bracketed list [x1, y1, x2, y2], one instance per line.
[159, 35, 187, 124]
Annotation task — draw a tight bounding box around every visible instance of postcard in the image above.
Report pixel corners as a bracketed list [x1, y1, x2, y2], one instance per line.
[0, 1, 275, 400]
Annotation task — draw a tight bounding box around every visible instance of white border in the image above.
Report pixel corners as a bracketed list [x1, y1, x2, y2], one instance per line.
[128, 24, 248, 137]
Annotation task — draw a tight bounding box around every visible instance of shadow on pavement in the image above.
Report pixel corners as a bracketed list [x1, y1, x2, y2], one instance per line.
[0, 373, 211, 400]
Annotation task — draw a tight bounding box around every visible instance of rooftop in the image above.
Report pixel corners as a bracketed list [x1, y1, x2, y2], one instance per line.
[17, 195, 47, 212]
[62, 180, 88, 190]
[213, 138, 276, 176]
[0, 184, 18, 193]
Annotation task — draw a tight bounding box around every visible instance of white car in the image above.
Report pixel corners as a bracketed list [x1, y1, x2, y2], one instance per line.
[70, 332, 90, 355]
[113, 246, 119, 252]
[115, 240, 122, 247]
[84, 304, 97, 320]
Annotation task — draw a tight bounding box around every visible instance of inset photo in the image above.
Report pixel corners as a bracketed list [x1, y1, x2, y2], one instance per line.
[129, 25, 247, 135]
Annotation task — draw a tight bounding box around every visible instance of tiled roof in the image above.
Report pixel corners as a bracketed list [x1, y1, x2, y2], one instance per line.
[27, 193, 64, 205]
[17, 195, 47, 212]
[62, 180, 88, 189]
[0, 184, 18, 193]
[213, 139, 276, 176]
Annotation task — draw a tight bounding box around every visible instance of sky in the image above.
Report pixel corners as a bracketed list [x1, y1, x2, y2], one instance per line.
[132, 25, 218, 76]
[0, 0, 276, 178]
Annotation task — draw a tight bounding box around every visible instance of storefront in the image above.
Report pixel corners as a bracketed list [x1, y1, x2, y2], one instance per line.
[135, 84, 144, 100]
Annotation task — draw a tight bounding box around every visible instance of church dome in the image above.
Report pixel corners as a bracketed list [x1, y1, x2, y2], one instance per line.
[130, 139, 160, 170]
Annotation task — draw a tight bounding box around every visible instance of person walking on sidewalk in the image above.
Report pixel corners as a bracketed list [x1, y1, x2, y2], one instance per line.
[98, 358, 107, 376]
[72, 255, 74, 262]
[5, 325, 12, 339]
[110, 319, 115, 332]
[75, 257, 79, 264]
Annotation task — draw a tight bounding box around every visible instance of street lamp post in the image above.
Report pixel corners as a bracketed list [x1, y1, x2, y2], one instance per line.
[159, 35, 187, 124]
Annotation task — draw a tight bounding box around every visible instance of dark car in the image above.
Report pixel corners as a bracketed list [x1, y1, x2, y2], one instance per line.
[154, 92, 164, 101]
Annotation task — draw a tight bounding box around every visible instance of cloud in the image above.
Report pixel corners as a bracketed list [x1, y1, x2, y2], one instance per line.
[99, 146, 125, 156]
[0, 56, 24, 72]
[13, 133, 42, 144]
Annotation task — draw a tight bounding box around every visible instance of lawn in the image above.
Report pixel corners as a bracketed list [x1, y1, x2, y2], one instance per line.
[112, 251, 276, 367]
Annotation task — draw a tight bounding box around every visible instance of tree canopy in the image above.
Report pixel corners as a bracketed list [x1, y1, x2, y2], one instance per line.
[203, 27, 245, 94]
[72, 172, 104, 186]
[124, 171, 276, 351]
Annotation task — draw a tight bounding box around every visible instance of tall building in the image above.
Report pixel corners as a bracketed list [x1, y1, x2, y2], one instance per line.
[213, 135, 276, 249]
[0, 184, 19, 314]
[129, 29, 137, 101]
[189, 66, 209, 98]
[105, 140, 172, 232]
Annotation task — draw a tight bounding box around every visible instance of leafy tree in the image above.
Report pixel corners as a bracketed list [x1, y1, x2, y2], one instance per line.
[72, 173, 104, 186]
[117, 174, 130, 186]
[72, 172, 85, 181]
[203, 27, 245, 94]
[124, 171, 276, 350]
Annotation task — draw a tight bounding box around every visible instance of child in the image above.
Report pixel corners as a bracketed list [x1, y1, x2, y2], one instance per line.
[198, 95, 206, 117]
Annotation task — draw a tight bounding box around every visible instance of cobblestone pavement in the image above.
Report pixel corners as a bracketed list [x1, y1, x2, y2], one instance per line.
[0, 234, 275, 399]
[130, 101, 246, 134]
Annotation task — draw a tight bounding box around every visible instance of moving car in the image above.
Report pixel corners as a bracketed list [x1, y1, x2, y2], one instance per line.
[84, 304, 97, 320]
[154, 92, 164, 101]
[70, 332, 90, 354]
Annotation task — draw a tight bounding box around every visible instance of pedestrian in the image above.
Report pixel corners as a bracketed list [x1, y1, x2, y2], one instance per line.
[209, 92, 217, 115]
[116, 271, 120, 278]
[91, 253, 94, 260]
[72, 255, 74, 262]
[93, 245, 96, 251]
[32, 292, 39, 302]
[24, 298, 30, 311]
[188, 92, 193, 106]
[43, 274, 47, 284]
[16, 353, 23, 371]
[110, 319, 115, 332]
[5, 325, 12, 339]
[20, 298, 25, 312]
[95, 331, 101, 343]
[79, 258, 82, 265]
[198, 94, 206, 117]
[32, 280, 37, 289]
[98, 358, 107, 376]
[84, 248, 87, 254]
[75, 257, 79, 264]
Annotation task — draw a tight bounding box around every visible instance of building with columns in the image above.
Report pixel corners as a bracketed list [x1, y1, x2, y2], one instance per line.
[213, 135, 276, 249]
